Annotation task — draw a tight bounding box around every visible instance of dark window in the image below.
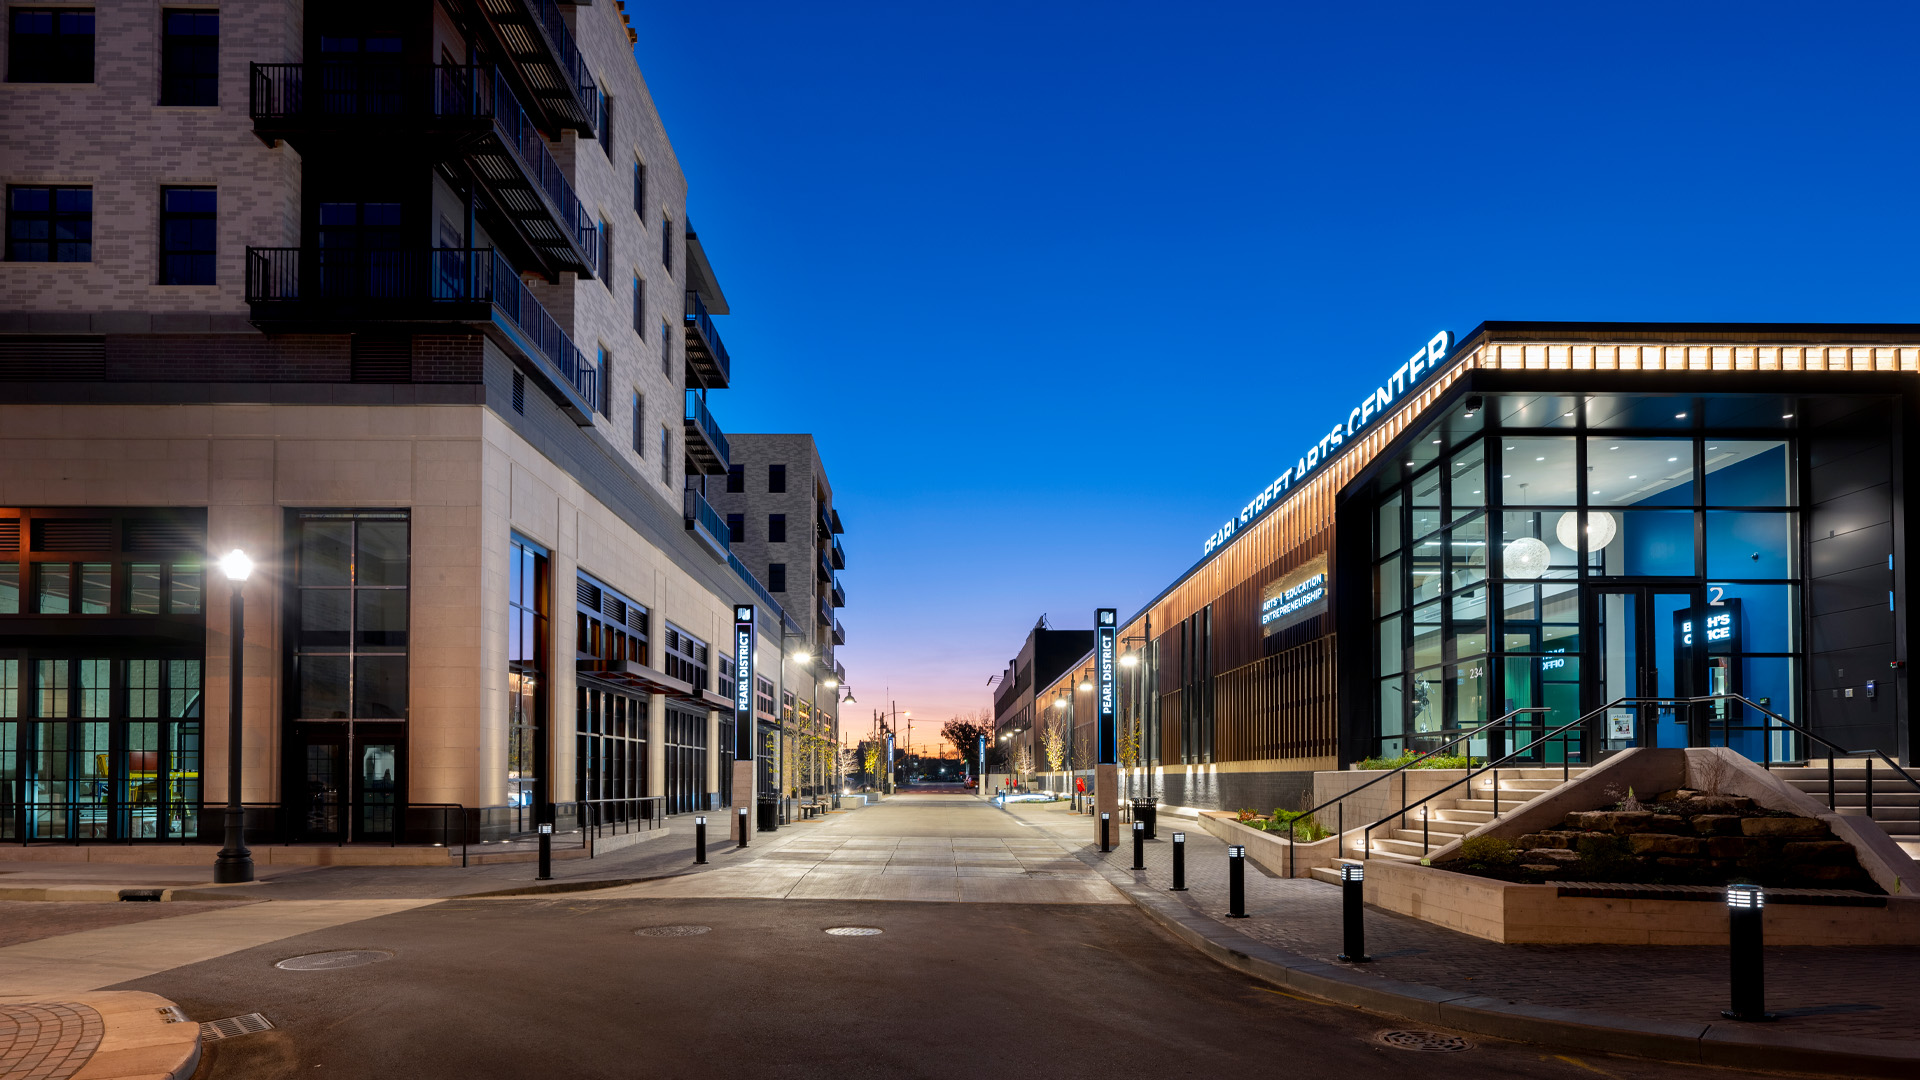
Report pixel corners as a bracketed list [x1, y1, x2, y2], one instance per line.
[8, 8, 93, 83]
[726, 464, 744, 493]
[768, 464, 787, 494]
[507, 533, 546, 811]
[292, 511, 410, 723]
[512, 371, 525, 414]
[599, 219, 611, 284]
[660, 319, 670, 375]
[597, 347, 611, 415]
[7, 186, 91, 262]
[159, 187, 215, 285]
[633, 160, 645, 214]
[726, 513, 745, 544]
[598, 91, 612, 156]
[659, 427, 670, 482]
[159, 10, 218, 105]
[768, 514, 786, 543]
[631, 392, 643, 453]
[768, 563, 786, 593]
[632, 275, 644, 333]
[661, 216, 672, 272]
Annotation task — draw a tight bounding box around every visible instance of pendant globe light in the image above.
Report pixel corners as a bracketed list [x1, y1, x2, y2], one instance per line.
[1501, 481, 1551, 578]
[1555, 510, 1617, 552]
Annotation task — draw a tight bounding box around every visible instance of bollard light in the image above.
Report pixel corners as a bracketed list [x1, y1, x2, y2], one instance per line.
[536, 819, 553, 881]
[694, 815, 708, 865]
[1337, 862, 1369, 962]
[1226, 845, 1248, 918]
[1100, 811, 1111, 853]
[1132, 820, 1146, 870]
[738, 805, 749, 849]
[1723, 884, 1773, 1021]
[1170, 831, 1187, 891]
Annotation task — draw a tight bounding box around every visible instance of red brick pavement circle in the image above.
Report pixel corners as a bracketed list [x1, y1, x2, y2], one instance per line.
[0, 1002, 103, 1080]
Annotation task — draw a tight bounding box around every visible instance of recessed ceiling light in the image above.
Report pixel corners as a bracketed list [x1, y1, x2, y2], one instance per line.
[1667, 457, 1678, 462]
[1782, 413, 1794, 419]
[1472, 490, 1481, 494]
[1502, 474, 1512, 479]
[1609, 445, 1619, 450]
[1629, 474, 1638, 479]
[1563, 412, 1575, 418]
[1535, 456, 1545, 461]
[1675, 412, 1687, 419]
[1432, 439, 1442, 444]
[1709, 445, 1718, 449]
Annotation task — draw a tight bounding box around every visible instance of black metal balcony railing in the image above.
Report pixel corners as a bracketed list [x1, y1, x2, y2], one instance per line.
[479, 0, 598, 132]
[244, 246, 596, 417]
[683, 291, 731, 389]
[831, 579, 846, 608]
[682, 391, 731, 475]
[817, 544, 833, 581]
[831, 536, 846, 570]
[818, 594, 833, 625]
[684, 487, 731, 561]
[834, 619, 846, 646]
[249, 63, 598, 277]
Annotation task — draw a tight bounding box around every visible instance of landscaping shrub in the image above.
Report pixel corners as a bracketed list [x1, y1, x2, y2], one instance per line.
[1356, 752, 1479, 771]
[1457, 835, 1516, 869]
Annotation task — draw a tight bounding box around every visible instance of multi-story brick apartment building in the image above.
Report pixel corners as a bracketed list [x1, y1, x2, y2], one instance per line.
[0, 0, 821, 848]
[708, 434, 846, 808]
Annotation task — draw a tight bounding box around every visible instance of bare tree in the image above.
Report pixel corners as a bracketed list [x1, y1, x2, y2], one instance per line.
[1042, 711, 1068, 774]
[1011, 742, 1035, 784]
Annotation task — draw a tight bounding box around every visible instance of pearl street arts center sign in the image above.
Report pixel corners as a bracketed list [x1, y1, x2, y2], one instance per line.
[1203, 331, 1453, 557]
[1260, 556, 1328, 636]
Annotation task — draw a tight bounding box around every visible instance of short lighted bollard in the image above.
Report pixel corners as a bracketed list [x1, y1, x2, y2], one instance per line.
[1132, 820, 1146, 870]
[737, 806, 750, 849]
[694, 815, 707, 864]
[1723, 884, 1773, 1021]
[536, 821, 553, 881]
[1226, 845, 1248, 918]
[1337, 863, 1369, 962]
[1170, 832, 1187, 891]
[1100, 812, 1111, 853]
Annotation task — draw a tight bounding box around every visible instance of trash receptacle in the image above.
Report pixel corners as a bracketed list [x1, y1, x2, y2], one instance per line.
[1133, 798, 1157, 840]
[757, 799, 779, 833]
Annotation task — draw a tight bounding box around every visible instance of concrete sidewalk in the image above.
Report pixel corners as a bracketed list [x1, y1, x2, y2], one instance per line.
[999, 798, 1920, 1078]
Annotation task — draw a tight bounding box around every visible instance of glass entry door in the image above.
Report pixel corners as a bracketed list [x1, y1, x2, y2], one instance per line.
[1593, 587, 1697, 754]
[290, 723, 403, 841]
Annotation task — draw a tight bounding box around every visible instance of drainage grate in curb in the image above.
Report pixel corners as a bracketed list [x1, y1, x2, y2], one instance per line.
[635, 925, 711, 938]
[200, 1014, 273, 1042]
[1376, 1030, 1470, 1053]
[823, 926, 883, 937]
[275, 950, 392, 971]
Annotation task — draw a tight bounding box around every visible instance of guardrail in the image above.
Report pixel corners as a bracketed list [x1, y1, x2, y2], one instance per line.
[683, 290, 732, 385]
[683, 487, 731, 552]
[684, 390, 731, 466]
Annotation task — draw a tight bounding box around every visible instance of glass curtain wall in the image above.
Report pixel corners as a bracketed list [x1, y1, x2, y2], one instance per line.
[1373, 396, 1801, 763]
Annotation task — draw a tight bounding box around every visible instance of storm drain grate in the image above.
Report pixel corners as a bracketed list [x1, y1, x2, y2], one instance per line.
[1376, 1030, 1470, 1053]
[824, 926, 883, 937]
[200, 1014, 273, 1042]
[635, 925, 711, 938]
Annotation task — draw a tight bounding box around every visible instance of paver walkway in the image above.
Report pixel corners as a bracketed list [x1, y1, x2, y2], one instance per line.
[1003, 798, 1920, 1044]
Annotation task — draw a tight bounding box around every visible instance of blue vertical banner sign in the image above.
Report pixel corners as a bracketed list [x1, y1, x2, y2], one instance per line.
[978, 734, 986, 780]
[1096, 608, 1117, 764]
[733, 605, 755, 760]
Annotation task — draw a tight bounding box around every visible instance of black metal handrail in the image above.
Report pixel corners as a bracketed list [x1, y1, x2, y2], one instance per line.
[1283, 707, 1551, 876]
[683, 290, 732, 385]
[684, 487, 731, 552]
[684, 390, 731, 466]
[244, 246, 596, 408]
[518, 0, 599, 125]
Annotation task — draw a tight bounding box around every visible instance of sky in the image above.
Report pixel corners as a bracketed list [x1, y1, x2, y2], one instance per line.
[633, 1, 1920, 749]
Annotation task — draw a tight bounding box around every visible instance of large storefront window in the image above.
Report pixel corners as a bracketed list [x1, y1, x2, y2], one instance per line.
[1373, 399, 1803, 763]
[507, 535, 548, 817]
[1, 510, 207, 841]
[575, 572, 649, 820]
[286, 510, 410, 841]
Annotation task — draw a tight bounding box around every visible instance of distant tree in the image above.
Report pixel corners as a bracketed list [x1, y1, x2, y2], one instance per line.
[1042, 712, 1068, 774]
[1011, 742, 1034, 783]
[942, 712, 993, 767]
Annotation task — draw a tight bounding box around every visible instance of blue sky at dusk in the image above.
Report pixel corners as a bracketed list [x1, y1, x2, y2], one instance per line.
[635, 1, 1920, 746]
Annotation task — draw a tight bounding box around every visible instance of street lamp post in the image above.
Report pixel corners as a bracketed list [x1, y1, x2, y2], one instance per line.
[213, 548, 255, 884]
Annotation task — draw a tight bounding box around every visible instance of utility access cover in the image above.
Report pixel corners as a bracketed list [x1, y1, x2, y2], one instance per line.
[275, 950, 392, 971]
[1376, 1030, 1471, 1053]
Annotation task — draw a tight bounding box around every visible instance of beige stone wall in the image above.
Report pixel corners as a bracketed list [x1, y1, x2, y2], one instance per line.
[0, 0, 302, 316]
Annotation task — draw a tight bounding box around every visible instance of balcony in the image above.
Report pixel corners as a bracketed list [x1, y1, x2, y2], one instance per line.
[833, 619, 846, 646]
[244, 246, 596, 423]
[464, 0, 599, 135]
[830, 578, 846, 608]
[683, 487, 730, 563]
[818, 594, 833, 626]
[816, 502, 833, 540]
[831, 536, 846, 570]
[249, 63, 598, 279]
[683, 291, 731, 389]
[817, 543, 833, 581]
[683, 391, 730, 475]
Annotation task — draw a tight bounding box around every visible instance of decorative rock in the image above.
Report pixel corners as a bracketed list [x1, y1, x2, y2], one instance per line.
[1788, 863, 1864, 883]
[1706, 836, 1763, 859]
[1564, 811, 1612, 830]
[1782, 841, 1856, 863]
[1519, 863, 1563, 873]
[1643, 814, 1687, 833]
[1692, 814, 1742, 836]
[1628, 834, 1703, 857]
[1607, 811, 1654, 834]
[1740, 816, 1828, 838]
[1653, 789, 1701, 803]
[1521, 847, 1579, 863]
[1690, 795, 1755, 813]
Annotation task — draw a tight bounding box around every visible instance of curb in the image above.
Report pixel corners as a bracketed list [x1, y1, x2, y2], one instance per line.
[997, 799, 1920, 1078]
[0, 991, 201, 1080]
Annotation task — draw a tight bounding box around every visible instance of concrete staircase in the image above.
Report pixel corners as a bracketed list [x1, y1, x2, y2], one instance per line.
[1308, 767, 1588, 884]
[1769, 761, 1920, 858]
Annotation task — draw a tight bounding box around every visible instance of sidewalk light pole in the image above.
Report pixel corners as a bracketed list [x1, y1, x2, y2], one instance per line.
[213, 549, 255, 884]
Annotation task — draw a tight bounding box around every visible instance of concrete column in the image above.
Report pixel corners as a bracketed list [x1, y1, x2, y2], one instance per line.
[1095, 762, 1119, 846]
[732, 759, 755, 840]
[647, 693, 667, 800]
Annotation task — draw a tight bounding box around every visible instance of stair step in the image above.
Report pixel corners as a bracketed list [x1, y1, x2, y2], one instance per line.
[1361, 837, 1431, 857]
[1389, 830, 1452, 852]
[1309, 865, 1344, 885]
[1443, 808, 1496, 823]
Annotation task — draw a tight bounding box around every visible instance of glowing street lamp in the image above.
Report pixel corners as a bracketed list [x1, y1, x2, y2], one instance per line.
[213, 549, 255, 883]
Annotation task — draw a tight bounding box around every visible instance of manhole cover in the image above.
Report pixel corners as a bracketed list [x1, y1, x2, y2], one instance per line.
[634, 925, 711, 938]
[200, 1014, 274, 1042]
[824, 926, 883, 937]
[275, 950, 392, 971]
[1377, 1030, 1471, 1053]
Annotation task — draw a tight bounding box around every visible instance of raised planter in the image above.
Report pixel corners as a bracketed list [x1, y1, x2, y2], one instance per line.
[1197, 811, 1343, 877]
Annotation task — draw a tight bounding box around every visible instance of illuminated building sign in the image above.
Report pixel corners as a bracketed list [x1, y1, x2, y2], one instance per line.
[733, 605, 755, 760]
[1679, 603, 1739, 650]
[1203, 331, 1453, 556]
[1096, 608, 1116, 764]
[1260, 556, 1329, 636]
